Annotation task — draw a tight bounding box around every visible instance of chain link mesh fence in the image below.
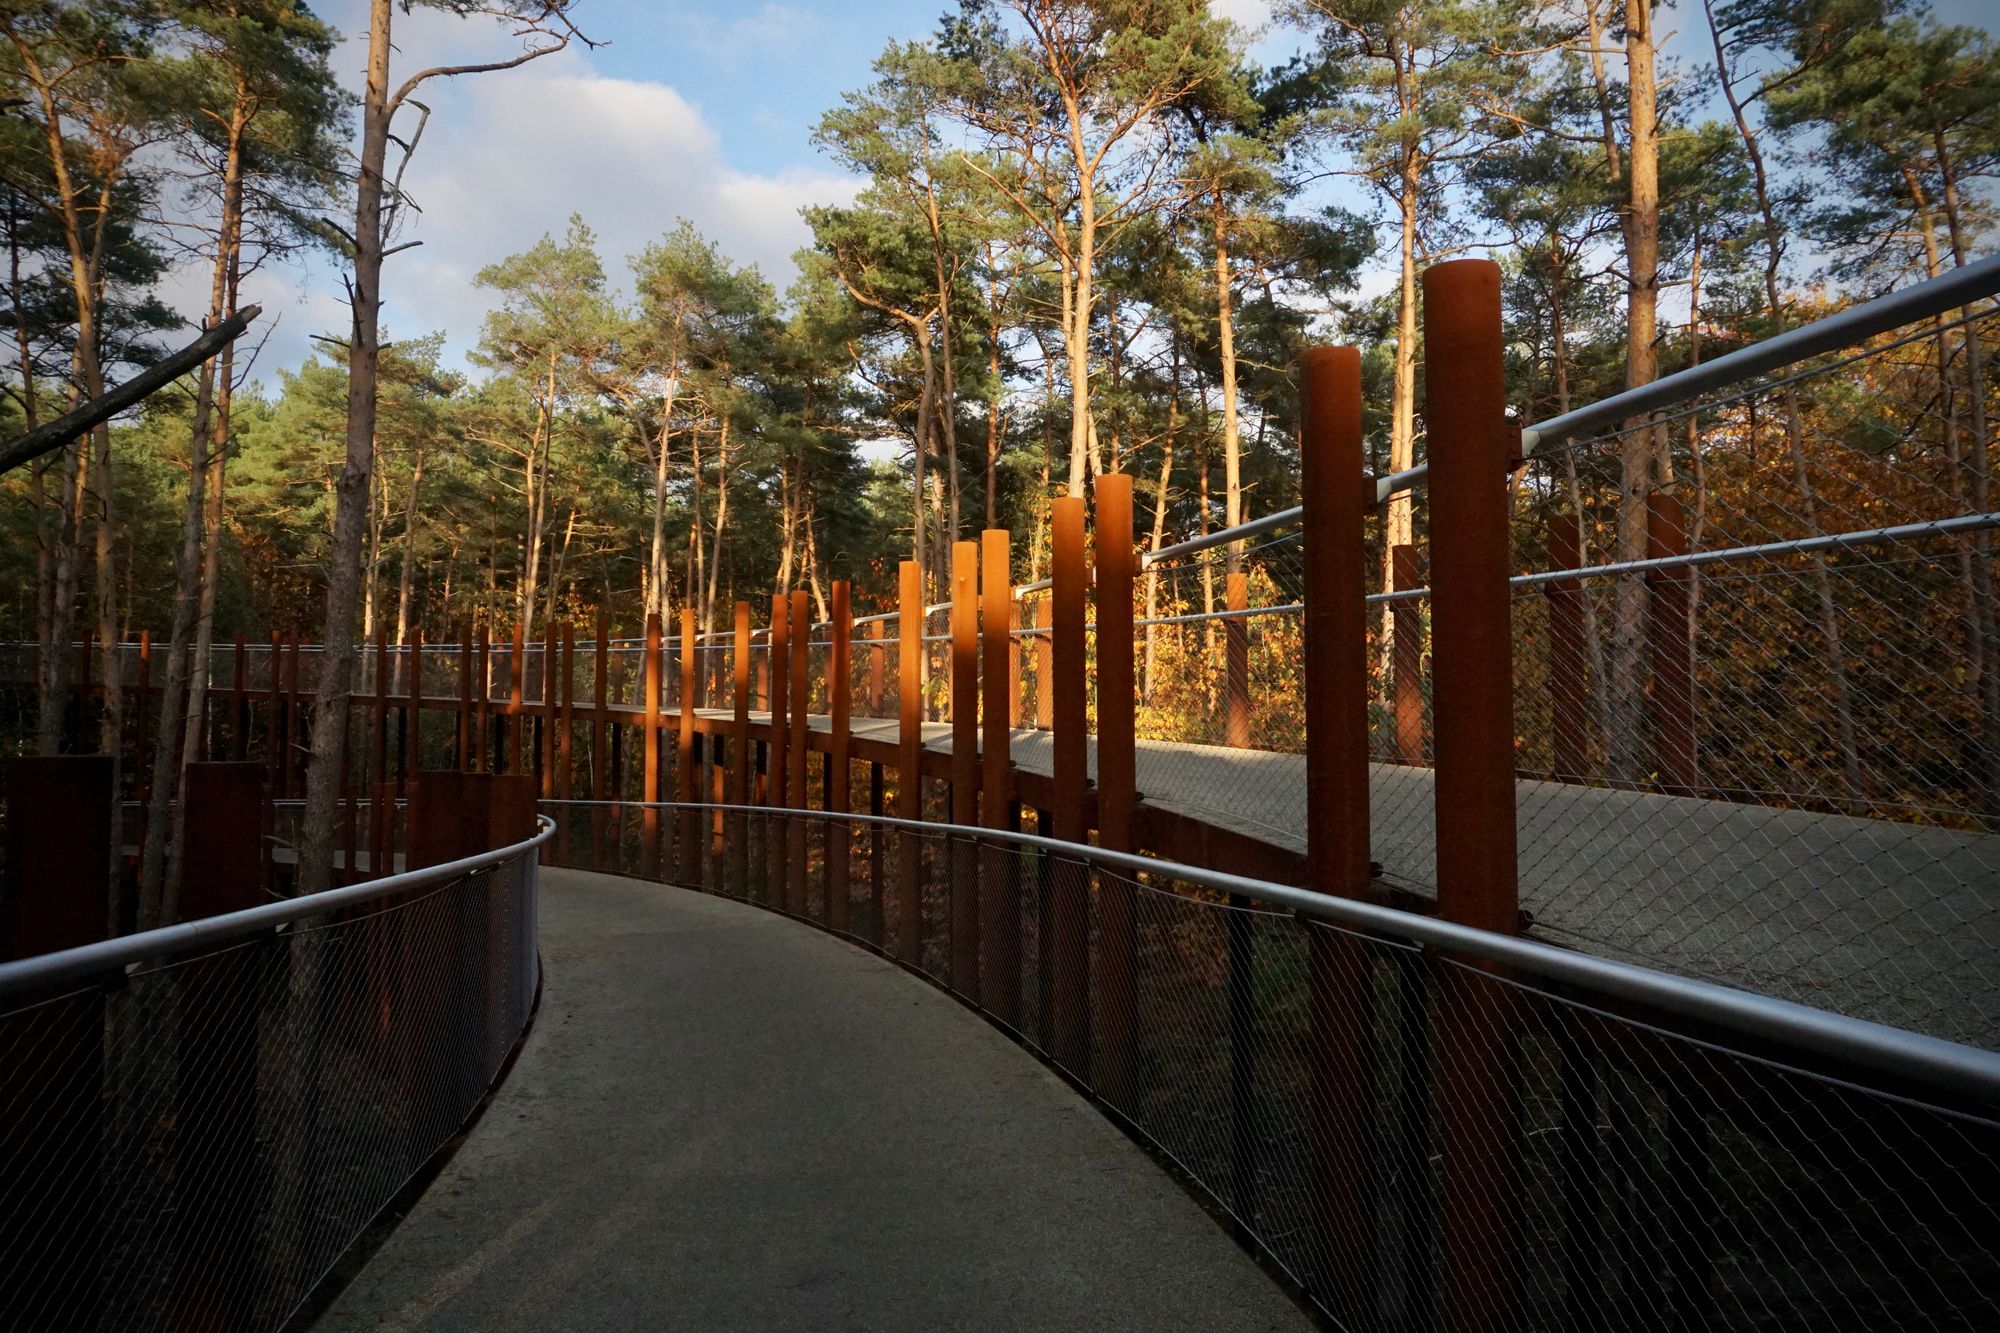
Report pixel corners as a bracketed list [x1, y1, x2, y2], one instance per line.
[0, 843, 540, 1331]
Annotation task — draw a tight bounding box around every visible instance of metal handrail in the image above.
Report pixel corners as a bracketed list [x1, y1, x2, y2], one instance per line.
[541, 799, 2000, 1108]
[0, 817, 554, 1002]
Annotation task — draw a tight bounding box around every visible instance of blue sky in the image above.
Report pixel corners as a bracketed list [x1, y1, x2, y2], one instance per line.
[205, 0, 1993, 390]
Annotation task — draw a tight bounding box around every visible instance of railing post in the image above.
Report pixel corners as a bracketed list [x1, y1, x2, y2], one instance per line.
[1033, 595, 1053, 730]
[509, 622, 525, 776]
[643, 613, 662, 875]
[1301, 344, 1374, 1326]
[1226, 571, 1250, 748]
[980, 529, 1019, 1026]
[475, 623, 491, 772]
[787, 588, 810, 916]
[1393, 544, 1427, 764]
[1425, 256, 1522, 1333]
[1048, 495, 1091, 1078]
[406, 629, 423, 797]
[458, 626, 473, 771]
[678, 607, 699, 881]
[232, 633, 248, 761]
[1546, 517, 1588, 780]
[372, 627, 389, 861]
[1095, 472, 1138, 1107]
[867, 618, 885, 717]
[173, 760, 264, 1325]
[732, 601, 752, 898]
[950, 539, 981, 999]
[767, 592, 790, 907]
[592, 614, 609, 866]
[561, 623, 577, 798]
[829, 581, 853, 932]
[1648, 490, 1696, 794]
[896, 560, 923, 963]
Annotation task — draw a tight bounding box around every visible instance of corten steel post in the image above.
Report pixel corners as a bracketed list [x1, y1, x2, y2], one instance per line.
[1226, 572, 1251, 748]
[1008, 598, 1023, 728]
[134, 631, 150, 815]
[949, 539, 981, 998]
[643, 613, 663, 875]
[788, 589, 811, 916]
[172, 761, 264, 1330]
[767, 592, 791, 907]
[475, 624, 490, 772]
[508, 622, 526, 776]
[562, 625, 577, 798]
[406, 629, 424, 797]
[1301, 344, 1375, 1327]
[1424, 257, 1524, 1333]
[868, 761, 887, 942]
[1, 755, 113, 1331]
[1546, 518, 1588, 781]
[828, 581, 854, 931]
[540, 630, 558, 799]
[269, 633, 287, 799]
[458, 627, 473, 770]
[868, 619, 885, 717]
[731, 601, 752, 898]
[1032, 597, 1053, 729]
[592, 615, 609, 866]
[232, 634, 248, 760]
[896, 560, 924, 963]
[1095, 474, 1140, 1107]
[286, 635, 304, 795]
[1048, 495, 1092, 1078]
[980, 530, 1020, 1025]
[372, 628, 391, 870]
[1393, 544, 1427, 764]
[678, 607, 700, 881]
[1647, 491, 1696, 795]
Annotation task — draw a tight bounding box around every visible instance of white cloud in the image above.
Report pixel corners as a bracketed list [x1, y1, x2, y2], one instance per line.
[213, 12, 858, 385]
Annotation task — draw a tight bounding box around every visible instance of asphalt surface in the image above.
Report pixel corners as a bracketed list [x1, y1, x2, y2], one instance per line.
[314, 867, 1308, 1333]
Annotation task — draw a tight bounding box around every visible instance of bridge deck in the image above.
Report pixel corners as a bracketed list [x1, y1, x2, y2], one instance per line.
[314, 867, 1307, 1332]
[686, 709, 1998, 1049]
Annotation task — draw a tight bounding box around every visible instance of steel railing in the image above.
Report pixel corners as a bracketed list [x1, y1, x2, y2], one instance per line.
[541, 797, 2000, 1333]
[0, 818, 551, 1332]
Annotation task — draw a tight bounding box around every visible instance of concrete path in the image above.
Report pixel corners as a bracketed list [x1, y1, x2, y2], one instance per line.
[315, 867, 1308, 1333]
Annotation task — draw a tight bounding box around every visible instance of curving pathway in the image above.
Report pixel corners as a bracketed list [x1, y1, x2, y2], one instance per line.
[314, 867, 1307, 1332]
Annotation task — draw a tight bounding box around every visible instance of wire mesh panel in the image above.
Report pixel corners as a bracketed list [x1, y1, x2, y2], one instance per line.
[540, 801, 2000, 1332]
[0, 849, 539, 1332]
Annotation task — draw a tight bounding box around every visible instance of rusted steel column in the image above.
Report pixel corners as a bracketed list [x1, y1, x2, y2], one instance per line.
[506, 622, 524, 776]
[1427, 258, 1519, 932]
[1095, 474, 1140, 1106]
[980, 530, 1019, 1026]
[867, 619, 885, 717]
[372, 628, 390, 866]
[269, 633, 287, 799]
[173, 760, 265, 1326]
[232, 634, 248, 761]
[475, 624, 490, 772]
[828, 581, 854, 932]
[787, 589, 811, 915]
[406, 630, 424, 796]
[540, 630, 558, 799]
[643, 613, 662, 874]
[1225, 572, 1251, 748]
[767, 592, 790, 907]
[561, 624, 577, 798]
[287, 634, 305, 795]
[1008, 598, 1023, 728]
[895, 560, 923, 963]
[1032, 596, 1053, 729]
[1048, 495, 1091, 1077]
[458, 627, 473, 770]
[135, 631, 151, 814]
[868, 761, 887, 943]
[949, 539, 981, 998]
[590, 615, 608, 865]
[0, 756, 112, 1329]
[731, 601, 752, 897]
[1647, 491, 1695, 795]
[1425, 257, 1523, 1333]
[1546, 518, 1588, 781]
[1393, 544, 1427, 764]
[1300, 343, 1375, 1326]
[678, 607, 700, 880]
